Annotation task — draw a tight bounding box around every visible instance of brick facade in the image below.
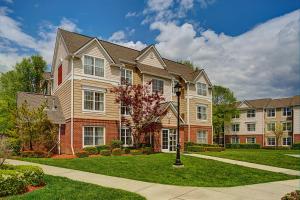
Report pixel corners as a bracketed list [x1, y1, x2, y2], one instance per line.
[294, 134, 300, 143]
[225, 134, 264, 146]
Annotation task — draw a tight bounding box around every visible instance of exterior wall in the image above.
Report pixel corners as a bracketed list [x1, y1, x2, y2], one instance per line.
[143, 74, 172, 102]
[225, 135, 263, 146]
[189, 125, 213, 144]
[189, 98, 212, 126]
[53, 80, 71, 119]
[138, 49, 164, 69]
[293, 106, 300, 135]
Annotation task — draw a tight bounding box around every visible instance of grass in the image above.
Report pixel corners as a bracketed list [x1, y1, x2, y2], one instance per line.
[6, 175, 145, 200]
[19, 153, 298, 187]
[199, 149, 300, 170]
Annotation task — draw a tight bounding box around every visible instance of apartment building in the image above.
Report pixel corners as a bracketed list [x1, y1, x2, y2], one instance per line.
[18, 29, 213, 154]
[225, 96, 300, 146]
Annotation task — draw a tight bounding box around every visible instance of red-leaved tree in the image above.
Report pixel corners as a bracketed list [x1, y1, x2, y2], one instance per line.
[110, 82, 166, 148]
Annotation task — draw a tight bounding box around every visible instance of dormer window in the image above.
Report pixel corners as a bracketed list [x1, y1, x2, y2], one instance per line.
[197, 82, 207, 96]
[84, 55, 104, 77]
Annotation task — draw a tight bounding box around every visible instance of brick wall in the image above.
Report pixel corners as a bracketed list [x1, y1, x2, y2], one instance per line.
[189, 125, 213, 144]
[225, 135, 264, 146]
[294, 134, 300, 143]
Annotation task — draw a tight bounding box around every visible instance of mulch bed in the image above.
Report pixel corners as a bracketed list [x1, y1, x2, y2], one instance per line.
[26, 185, 44, 193]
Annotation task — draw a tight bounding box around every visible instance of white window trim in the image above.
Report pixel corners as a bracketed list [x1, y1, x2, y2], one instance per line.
[232, 123, 240, 132]
[231, 137, 240, 144]
[266, 137, 276, 146]
[266, 122, 276, 132]
[82, 89, 106, 113]
[121, 68, 133, 85]
[196, 130, 208, 144]
[120, 127, 134, 147]
[282, 121, 292, 132]
[246, 123, 256, 132]
[196, 104, 208, 121]
[82, 126, 106, 148]
[151, 78, 164, 94]
[196, 82, 207, 96]
[121, 102, 131, 116]
[282, 107, 292, 117]
[82, 54, 105, 78]
[247, 109, 256, 118]
[282, 136, 292, 146]
[266, 108, 276, 118]
[246, 137, 256, 144]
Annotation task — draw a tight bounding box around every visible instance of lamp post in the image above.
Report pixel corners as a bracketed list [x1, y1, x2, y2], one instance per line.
[173, 82, 183, 167]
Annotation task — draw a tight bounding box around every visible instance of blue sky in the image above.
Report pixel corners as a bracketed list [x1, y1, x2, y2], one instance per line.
[0, 0, 299, 99]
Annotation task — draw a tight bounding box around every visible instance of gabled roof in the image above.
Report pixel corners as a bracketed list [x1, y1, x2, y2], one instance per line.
[156, 101, 185, 124]
[135, 45, 167, 68]
[58, 29, 207, 83]
[17, 92, 65, 124]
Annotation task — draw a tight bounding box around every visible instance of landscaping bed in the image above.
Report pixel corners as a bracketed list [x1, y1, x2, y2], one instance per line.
[19, 153, 298, 187]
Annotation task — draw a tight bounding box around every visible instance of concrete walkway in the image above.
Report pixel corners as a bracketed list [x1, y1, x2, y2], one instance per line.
[185, 154, 300, 176]
[6, 159, 300, 200]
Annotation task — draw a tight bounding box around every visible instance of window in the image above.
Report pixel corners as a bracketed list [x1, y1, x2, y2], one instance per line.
[282, 121, 292, 131]
[267, 108, 275, 117]
[58, 64, 62, 86]
[232, 114, 240, 119]
[83, 126, 104, 146]
[121, 128, 132, 146]
[267, 122, 276, 131]
[231, 137, 239, 144]
[283, 107, 292, 117]
[83, 90, 104, 111]
[197, 105, 207, 120]
[232, 124, 240, 132]
[197, 82, 207, 96]
[172, 80, 179, 95]
[267, 137, 275, 146]
[283, 137, 291, 146]
[84, 55, 104, 77]
[152, 79, 164, 94]
[246, 137, 256, 144]
[121, 68, 132, 85]
[121, 101, 131, 116]
[247, 109, 256, 118]
[197, 130, 207, 144]
[247, 123, 256, 131]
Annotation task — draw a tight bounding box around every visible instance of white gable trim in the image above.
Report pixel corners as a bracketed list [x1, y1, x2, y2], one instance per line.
[136, 45, 167, 68]
[155, 102, 185, 124]
[74, 38, 115, 64]
[193, 70, 212, 86]
[237, 100, 252, 109]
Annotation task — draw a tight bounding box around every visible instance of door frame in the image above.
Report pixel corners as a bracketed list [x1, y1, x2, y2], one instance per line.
[161, 128, 177, 152]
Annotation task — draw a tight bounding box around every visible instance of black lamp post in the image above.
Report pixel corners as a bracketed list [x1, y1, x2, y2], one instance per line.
[173, 82, 183, 167]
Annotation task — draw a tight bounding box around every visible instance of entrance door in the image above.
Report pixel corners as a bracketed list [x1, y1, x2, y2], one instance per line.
[161, 129, 177, 152]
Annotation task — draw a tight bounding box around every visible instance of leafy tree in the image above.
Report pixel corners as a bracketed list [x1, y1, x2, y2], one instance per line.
[272, 124, 284, 149]
[212, 85, 238, 145]
[111, 82, 166, 148]
[0, 137, 10, 166]
[179, 60, 195, 70]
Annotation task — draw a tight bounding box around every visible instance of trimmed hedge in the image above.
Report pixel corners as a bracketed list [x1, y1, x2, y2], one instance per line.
[96, 145, 110, 153]
[186, 146, 205, 152]
[112, 148, 122, 156]
[292, 143, 300, 150]
[123, 147, 131, 154]
[142, 147, 153, 155]
[83, 147, 98, 155]
[225, 143, 261, 149]
[262, 146, 290, 150]
[20, 150, 49, 158]
[110, 140, 123, 149]
[0, 170, 26, 197]
[14, 165, 45, 186]
[205, 147, 225, 152]
[130, 149, 143, 155]
[100, 150, 111, 156]
[75, 150, 89, 158]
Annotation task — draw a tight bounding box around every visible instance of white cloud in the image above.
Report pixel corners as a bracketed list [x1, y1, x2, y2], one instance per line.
[0, 7, 80, 72]
[2, 0, 13, 4]
[108, 29, 146, 50]
[151, 10, 300, 99]
[108, 30, 126, 41]
[125, 11, 139, 18]
[198, 0, 215, 9]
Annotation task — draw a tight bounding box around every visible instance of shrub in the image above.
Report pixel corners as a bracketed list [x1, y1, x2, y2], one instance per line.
[112, 148, 122, 156]
[205, 147, 225, 152]
[123, 147, 131, 154]
[14, 165, 44, 186]
[184, 142, 219, 150]
[110, 140, 123, 149]
[130, 149, 143, 155]
[0, 170, 26, 197]
[96, 145, 110, 153]
[20, 150, 49, 158]
[75, 151, 89, 158]
[83, 147, 98, 155]
[262, 146, 290, 150]
[6, 138, 21, 156]
[186, 146, 205, 152]
[281, 190, 300, 200]
[292, 143, 300, 150]
[142, 147, 153, 155]
[226, 143, 261, 149]
[0, 138, 10, 166]
[100, 150, 111, 156]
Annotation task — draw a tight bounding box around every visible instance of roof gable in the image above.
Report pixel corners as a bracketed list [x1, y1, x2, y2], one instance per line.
[194, 70, 212, 86]
[136, 45, 166, 69]
[237, 100, 252, 109]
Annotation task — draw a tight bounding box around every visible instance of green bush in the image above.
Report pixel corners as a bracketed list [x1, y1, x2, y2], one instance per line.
[262, 146, 290, 150]
[20, 150, 49, 158]
[7, 138, 21, 156]
[14, 165, 44, 186]
[281, 190, 300, 200]
[75, 151, 89, 158]
[110, 140, 123, 149]
[100, 150, 111, 156]
[226, 143, 261, 149]
[83, 147, 98, 155]
[142, 147, 153, 155]
[123, 147, 131, 154]
[96, 145, 110, 153]
[184, 142, 219, 150]
[292, 143, 300, 150]
[112, 148, 122, 156]
[0, 170, 26, 197]
[186, 146, 205, 152]
[205, 147, 224, 152]
[130, 149, 143, 155]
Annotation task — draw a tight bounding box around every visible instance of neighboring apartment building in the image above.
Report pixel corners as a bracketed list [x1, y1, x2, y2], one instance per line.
[18, 29, 213, 154]
[225, 96, 300, 147]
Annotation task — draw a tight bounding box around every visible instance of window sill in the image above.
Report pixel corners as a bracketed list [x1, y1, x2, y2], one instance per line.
[82, 110, 105, 114]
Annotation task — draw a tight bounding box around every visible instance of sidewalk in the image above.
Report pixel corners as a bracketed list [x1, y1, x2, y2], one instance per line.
[185, 154, 300, 176]
[6, 159, 300, 200]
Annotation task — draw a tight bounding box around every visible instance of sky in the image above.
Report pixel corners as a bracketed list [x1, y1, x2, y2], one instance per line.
[0, 0, 299, 100]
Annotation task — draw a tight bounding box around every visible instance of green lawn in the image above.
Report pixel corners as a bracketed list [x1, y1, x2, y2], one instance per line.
[6, 175, 145, 200]
[19, 153, 298, 187]
[199, 149, 300, 170]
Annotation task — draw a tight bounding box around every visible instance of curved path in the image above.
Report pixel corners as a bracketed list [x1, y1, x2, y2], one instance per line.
[6, 159, 300, 200]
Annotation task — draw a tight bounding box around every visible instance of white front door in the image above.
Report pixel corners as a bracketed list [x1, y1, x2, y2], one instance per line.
[161, 129, 177, 152]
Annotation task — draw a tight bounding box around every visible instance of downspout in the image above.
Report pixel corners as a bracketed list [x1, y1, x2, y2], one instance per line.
[119, 66, 122, 142]
[58, 124, 61, 155]
[70, 56, 75, 155]
[211, 89, 213, 145]
[262, 107, 265, 147]
[187, 82, 190, 142]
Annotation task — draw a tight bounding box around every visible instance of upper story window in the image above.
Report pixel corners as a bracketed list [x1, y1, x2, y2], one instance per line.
[232, 113, 240, 119]
[247, 123, 256, 132]
[84, 55, 104, 77]
[197, 130, 207, 144]
[232, 124, 240, 132]
[267, 122, 276, 132]
[152, 79, 164, 94]
[197, 105, 207, 120]
[283, 107, 292, 117]
[172, 80, 179, 95]
[282, 121, 292, 131]
[197, 82, 207, 96]
[121, 101, 131, 116]
[83, 90, 104, 111]
[266, 108, 275, 117]
[121, 68, 132, 85]
[247, 109, 256, 118]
